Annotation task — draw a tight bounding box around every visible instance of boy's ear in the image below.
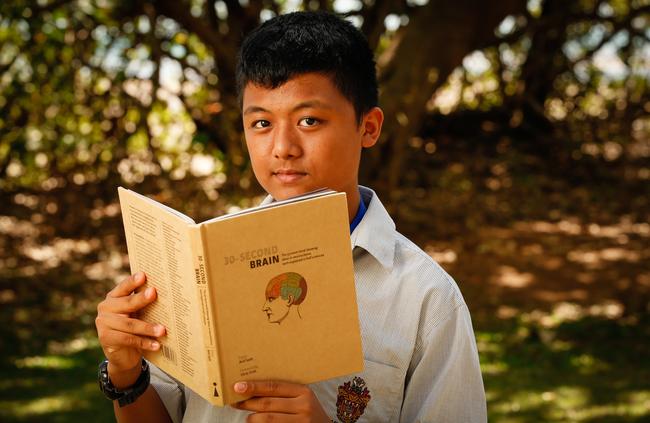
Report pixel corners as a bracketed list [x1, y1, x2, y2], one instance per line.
[361, 107, 384, 148]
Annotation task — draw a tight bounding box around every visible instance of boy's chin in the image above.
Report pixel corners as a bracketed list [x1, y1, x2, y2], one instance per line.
[268, 186, 317, 201]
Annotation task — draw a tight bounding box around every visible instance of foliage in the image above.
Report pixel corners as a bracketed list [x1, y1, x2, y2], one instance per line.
[1, 0, 648, 198]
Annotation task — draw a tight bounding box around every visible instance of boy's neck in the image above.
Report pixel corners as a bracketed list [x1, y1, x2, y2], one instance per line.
[347, 186, 361, 223]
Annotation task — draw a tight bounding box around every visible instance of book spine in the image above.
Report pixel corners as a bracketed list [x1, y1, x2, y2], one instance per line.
[189, 225, 225, 407]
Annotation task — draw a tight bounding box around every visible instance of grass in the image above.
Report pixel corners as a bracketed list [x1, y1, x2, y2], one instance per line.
[480, 315, 650, 422]
[0, 315, 647, 422]
[0, 333, 114, 423]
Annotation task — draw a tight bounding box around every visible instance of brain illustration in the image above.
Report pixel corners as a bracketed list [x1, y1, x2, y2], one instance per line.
[265, 272, 308, 305]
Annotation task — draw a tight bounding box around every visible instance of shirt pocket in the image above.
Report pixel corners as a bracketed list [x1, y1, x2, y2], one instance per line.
[331, 359, 404, 423]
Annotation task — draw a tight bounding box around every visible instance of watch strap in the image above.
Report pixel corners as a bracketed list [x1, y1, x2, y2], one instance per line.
[98, 358, 150, 407]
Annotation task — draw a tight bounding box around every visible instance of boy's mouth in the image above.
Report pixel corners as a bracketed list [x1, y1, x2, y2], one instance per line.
[273, 169, 307, 183]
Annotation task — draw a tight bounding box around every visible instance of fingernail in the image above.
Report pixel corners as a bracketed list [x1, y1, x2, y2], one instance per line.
[151, 341, 160, 350]
[145, 287, 154, 299]
[135, 272, 144, 282]
[234, 382, 247, 393]
[155, 325, 165, 336]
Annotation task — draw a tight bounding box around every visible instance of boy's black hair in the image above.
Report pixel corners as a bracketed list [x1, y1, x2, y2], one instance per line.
[236, 11, 378, 122]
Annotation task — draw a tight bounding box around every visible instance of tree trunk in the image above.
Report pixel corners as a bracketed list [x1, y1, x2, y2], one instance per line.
[362, 0, 526, 198]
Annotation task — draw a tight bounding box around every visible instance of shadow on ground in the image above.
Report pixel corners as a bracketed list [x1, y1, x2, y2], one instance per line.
[0, 174, 648, 421]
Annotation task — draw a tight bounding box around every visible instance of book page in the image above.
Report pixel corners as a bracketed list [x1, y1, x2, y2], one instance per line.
[199, 188, 333, 225]
[117, 188, 207, 390]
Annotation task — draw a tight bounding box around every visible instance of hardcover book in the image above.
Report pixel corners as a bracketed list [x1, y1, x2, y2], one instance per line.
[117, 187, 363, 406]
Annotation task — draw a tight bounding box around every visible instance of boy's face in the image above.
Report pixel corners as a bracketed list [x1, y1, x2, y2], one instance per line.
[242, 73, 382, 218]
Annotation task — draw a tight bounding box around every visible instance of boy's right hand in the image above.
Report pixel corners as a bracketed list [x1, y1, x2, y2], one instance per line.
[95, 272, 166, 388]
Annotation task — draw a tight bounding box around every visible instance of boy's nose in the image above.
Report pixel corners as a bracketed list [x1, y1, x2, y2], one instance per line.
[272, 124, 302, 159]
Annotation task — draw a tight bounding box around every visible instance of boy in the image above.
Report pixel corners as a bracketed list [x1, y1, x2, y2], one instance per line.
[95, 11, 486, 422]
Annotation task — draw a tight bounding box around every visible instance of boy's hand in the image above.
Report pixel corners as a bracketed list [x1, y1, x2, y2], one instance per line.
[95, 272, 166, 387]
[232, 381, 330, 422]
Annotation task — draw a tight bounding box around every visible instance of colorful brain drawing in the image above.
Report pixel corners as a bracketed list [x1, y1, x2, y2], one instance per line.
[265, 272, 308, 304]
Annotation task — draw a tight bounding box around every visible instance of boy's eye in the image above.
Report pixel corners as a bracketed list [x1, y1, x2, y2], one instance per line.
[298, 117, 319, 127]
[252, 120, 270, 129]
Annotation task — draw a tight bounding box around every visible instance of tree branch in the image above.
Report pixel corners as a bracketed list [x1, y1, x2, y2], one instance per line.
[223, 0, 245, 21]
[205, 0, 221, 30]
[154, 0, 227, 60]
[569, 4, 650, 66]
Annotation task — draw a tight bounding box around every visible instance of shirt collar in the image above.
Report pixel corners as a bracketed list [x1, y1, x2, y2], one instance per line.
[259, 185, 396, 271]
[351, 186, 396, 271]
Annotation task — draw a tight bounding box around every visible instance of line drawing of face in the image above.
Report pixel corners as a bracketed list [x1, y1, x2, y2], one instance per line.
[262, 295, 293, 324]
[262, 272, 307, 325]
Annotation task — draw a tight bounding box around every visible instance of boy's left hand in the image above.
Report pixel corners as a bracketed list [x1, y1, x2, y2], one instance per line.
[232, 381, 330, 422]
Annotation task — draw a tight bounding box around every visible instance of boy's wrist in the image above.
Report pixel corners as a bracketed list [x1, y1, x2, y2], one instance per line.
[99, 358, 150, 407]
[107, 360, 144, 389]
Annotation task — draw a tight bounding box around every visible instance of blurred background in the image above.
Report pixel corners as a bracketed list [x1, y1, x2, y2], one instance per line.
[0, 0, 648, 421]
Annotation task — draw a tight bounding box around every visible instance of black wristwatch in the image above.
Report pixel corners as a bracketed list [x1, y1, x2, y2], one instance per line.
[98, 358, 150, 407]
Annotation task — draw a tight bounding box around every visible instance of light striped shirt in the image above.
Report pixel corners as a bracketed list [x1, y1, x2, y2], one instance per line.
[150, 186, 486, 422]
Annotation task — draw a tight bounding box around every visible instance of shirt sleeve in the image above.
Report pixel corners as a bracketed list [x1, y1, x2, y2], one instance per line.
[400, 304, 487, 423]
[149, 362, 186, 423]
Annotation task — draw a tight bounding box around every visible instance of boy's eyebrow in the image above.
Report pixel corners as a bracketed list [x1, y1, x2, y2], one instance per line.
[292, 100, 333, 111]
[243, 105, 269, 115]
[243, 100, 333, 116]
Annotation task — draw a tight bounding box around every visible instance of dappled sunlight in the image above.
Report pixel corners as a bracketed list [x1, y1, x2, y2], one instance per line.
[486, 384, 650, 422]
[23, 238, 98, 269]
[0, 211, 127, 281]
[0, 381, 100, 420]
[13, 337, 100, 372]
[544, 386, 590, 419]
[513, 219, 582, 235]
[570, 353, 610, 376]
[567, 247, 642, 267]
[15, 355, 77, 370]
[493, 265, 535, 288]
[515, 301, 625, 329]
[89, 202, 121, 220]
[489, 386, 590, 419]
[47, 335, 101, 355]
[0, 328, 108, 421]
[424, 245, 458, 264]
[514, 218, 650, 239]
[496, 305, 519, 319]
[429, 207, 650, 320]
[82, 251, 127, 282]
[479, 307, 649, 421]
[3, 396, 74, 418]
[534, 289, 589, 303]
[0, 215, 39, 237]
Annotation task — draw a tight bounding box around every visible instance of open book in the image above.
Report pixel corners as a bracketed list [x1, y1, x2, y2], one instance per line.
[117, 187, 363, 406]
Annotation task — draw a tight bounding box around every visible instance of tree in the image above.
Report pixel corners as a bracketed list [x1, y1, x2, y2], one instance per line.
[0, 0, 648, 209]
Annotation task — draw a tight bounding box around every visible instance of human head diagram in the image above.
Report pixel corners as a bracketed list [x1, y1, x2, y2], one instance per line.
[262, 272, 307, 324]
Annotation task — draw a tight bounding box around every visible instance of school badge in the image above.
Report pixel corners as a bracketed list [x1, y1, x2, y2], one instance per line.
[335, 376, 371, 423]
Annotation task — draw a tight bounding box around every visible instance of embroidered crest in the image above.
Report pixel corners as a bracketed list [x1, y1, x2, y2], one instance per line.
[335, 376, 371, 423]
